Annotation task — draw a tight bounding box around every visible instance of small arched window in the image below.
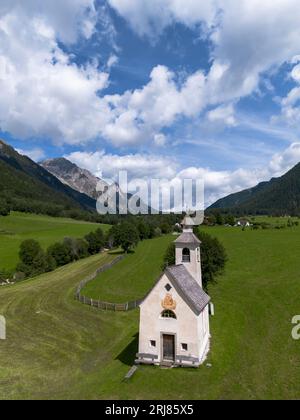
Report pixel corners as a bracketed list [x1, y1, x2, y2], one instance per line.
[182, 248, 191, 263]
[161, 310, 177, 319]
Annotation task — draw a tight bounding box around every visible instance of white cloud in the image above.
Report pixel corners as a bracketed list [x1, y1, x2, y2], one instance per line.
[107, 54, 119, 69]
[17, 147, 46, 162]
[0, 0, 98, 44]
[206, 104, 237, 127]
[277, 62, 300, 128]
[0, 3, 207, 148]
[2, 0, 300, 150]
[108, 0, 216, 39]
[66, 150, 178, 180]
[269, 143, 300, 176]
[0, 1, 115, 144]
[154, 133, 167, 147]
[66, 141, 300, 207]
[109, 0, 300, 108]
[101, 65, 206, 146]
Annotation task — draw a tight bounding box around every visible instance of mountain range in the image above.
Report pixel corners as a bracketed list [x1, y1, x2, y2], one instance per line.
[209, 163, 300, 215]
[0, 140, 96, 216]
[2, 139, 300, 218]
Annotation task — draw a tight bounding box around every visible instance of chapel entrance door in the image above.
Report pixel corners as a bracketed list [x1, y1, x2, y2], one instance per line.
[162, 334, 175, 362]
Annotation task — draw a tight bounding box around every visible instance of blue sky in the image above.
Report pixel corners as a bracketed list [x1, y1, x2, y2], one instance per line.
[2, 0, 300, 204]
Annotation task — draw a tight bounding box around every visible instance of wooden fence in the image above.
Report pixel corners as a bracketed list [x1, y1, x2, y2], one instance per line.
[75, 255, 143, 312]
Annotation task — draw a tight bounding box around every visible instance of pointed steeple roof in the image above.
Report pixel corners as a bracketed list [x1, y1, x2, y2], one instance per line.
[175, 214, 201, 245]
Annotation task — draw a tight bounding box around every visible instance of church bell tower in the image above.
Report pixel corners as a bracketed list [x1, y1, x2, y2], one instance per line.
[175, 215, 202, 287]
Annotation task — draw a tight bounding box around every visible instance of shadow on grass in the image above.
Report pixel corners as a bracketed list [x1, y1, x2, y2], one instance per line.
[116, 333, 139, 366]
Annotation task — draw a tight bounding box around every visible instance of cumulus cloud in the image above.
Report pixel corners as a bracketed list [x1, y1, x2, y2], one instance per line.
[108, 0, 216, 39]
[0, 0, 98, 44]
[66, 150, 178, 180]
[109, 0, 300, 108]
[102, 65, 206, 146]
[0, 2, 207, 148]
[2, 0, 300, 150]
[0, 1, 113, 144]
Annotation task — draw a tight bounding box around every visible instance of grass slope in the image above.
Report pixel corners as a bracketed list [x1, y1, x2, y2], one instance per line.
[0, 212, 110, 271]
[82, 235, 174, 303]
[0, 226, 299, 399]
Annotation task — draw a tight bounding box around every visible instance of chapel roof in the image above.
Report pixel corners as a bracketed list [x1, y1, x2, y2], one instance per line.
[174, 232, 201, 245]
[141, 264, 210, 316]
[165, 265, 210, 315]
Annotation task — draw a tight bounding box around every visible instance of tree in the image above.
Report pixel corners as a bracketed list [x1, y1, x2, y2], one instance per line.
[0, 198, 10, 216]
[75, 238, 90, 259]
[197, 231, 227, 290]
[137, 221, 151, 240]
[162, 243, 176, 270]
[63, 237, 89, 260]
[225, 214, 235, 226]
[160, 223, 172, 234]
[47, 242, 73, 267]
[17, 239, 48, 277]
[84, 228, 105, 255]
[162, 230, 227, 290]
[111, 222, 140, 253]
[215, 212, 224, 226]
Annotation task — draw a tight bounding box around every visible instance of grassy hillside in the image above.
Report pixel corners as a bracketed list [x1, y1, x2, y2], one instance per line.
[0, 225, 299, 399]
[82, 235, 174, 303]
[0, 212, 110, 271]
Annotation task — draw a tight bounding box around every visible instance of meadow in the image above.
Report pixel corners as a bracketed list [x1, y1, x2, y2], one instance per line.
[0, 212, 110, 271]
[82, 235, 174, 303]
[0, 220, 299, 399]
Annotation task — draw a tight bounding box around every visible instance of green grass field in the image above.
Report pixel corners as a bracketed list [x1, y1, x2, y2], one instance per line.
[0, 212, 110, 271]
[0, 223, 299, 399]
[82, 235, 175, 303]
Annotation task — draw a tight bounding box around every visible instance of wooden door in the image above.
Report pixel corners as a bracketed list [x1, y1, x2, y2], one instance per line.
[163, 334, 175, 361]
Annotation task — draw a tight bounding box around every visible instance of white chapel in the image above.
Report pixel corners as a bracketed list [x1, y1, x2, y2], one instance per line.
[136, 216, 211, 368]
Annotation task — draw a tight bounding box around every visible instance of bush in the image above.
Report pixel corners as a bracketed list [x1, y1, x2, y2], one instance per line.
[0, 269, 12, 282]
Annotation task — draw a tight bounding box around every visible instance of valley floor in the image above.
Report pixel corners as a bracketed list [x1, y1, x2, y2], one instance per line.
[0, 225, 299, 399]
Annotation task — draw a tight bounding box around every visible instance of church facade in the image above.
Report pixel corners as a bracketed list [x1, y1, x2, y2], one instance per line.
[136, 217, 211, 368]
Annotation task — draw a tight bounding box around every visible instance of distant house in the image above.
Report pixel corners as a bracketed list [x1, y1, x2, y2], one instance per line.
[235, 218, 251, 227]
